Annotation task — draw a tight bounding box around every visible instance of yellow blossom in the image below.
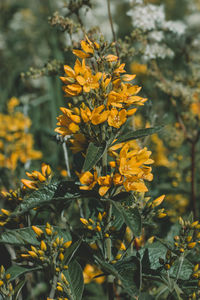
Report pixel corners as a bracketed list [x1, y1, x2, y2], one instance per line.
[83, 264, 105, 284]
[79, 171, 98, 191]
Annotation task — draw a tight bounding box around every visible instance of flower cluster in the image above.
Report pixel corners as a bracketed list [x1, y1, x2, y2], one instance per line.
[0, 265, 13, 298]
[0, 97, 42, 171]
[173, 218, 200, 254]
[21, 224, 72, 272]
[79, 140, 154, 196]
[55, 36, 146, 139]
[21, 163, 52, 190]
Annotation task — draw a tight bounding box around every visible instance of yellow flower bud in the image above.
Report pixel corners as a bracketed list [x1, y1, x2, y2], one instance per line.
[0, 280, 4, 287]
[157, 212, 167, 219]
[188, 242, 196, 249]
[164, 264, 171, 270]
[95, 225, 101, 232]
[87, 225, 93, 230]
[59, 253, 64, 261]
[104, 233, 109, 238]
[190, 221, 199, 228]
[28, 251, 38, 258]
[32, 226, 44, 237]
[97, 212, 102, 222]
[115, 254, 122, 260]
[1, 209, 11, 216]
[152, 195, 165, 208]
[5, 273, 11, 280]
[56, 285, 63, 292]
[194, 264, 199, 272]
[179, 248, 184, 253]
[41, 240, 47, 251]
[193, 272, 199, 279]
[31, 246, 38, 253]
[45, 228, 52, 235]
[80, 218, 89, 226]
[89, 218, 94, 224]
[186, 236, 193, 243]
[63, 265, 68, 270]
[63, 241, 72, 248]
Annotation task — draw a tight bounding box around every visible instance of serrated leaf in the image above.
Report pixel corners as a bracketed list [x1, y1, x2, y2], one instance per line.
[11, 181, 81, 218]
[82, 142, 106, 172]
[114, 256, 141, 296]
[141, 242, 167, 271]
[111, 126, 163, 146]
[6, 265, 41, 281]
[0, 226, 71, 246]
[111, 200, 141, 236]
[63, 260, 84, 300]
[95, 256, 140, 297]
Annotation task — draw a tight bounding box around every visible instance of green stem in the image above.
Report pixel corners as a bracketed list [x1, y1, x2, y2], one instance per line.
[49, 275, 58, 298]
[175, 254, 184, 283]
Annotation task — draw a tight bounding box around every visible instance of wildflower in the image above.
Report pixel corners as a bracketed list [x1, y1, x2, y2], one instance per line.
[83, 264, 105, 284]
[90, 105, 109, 125]
[55, 107, 81, 136]
[97, 175, 112, 196]
[79, 170, 98, 191]
[72, 36, 99, 59]
[107, 108, 127, 128]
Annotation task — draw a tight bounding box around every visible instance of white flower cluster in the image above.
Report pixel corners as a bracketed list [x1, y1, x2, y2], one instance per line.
[127, 4, 165, 31]
[127, 0, 187, 60]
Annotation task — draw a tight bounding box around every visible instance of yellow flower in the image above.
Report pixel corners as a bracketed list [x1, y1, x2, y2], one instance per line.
[107, 83, 147, 108]
[191, 101, 200, 119]
[7, 97, 20, 113]
[130, 62, 147, 75]
[107, 108, 127, 128]
[60, 58, 102, 96]
[105, 54, 118, 62]
[83, 264, 105, 284]
[72, 36, 100, 58]
[90, 105, 109, 125]
[76, 69, 102, 93]
[79, 170, 98, 191]
[21, 163, 52, 190]
[55, 107, 81, 136]
[97, 175, 112, 196]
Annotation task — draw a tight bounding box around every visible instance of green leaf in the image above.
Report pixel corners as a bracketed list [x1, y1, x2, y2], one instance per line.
[6, 265, 41, 281]
[141, 242, 167, 271]
[82, 142, 106, 172]
[111, 126, 163, 146]
[95, 256, 140, 297]
[11, 181, 81, 218]
[111, 200, 142, 236]
[0, 226, 71, 246]
[114, 256, 141, 296]
[63, 260, 84, 300]
[63, 238, 83, 266]
[13, 279, 26, 300]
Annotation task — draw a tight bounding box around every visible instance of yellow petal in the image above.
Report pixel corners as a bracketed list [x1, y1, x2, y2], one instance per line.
[72, 50, 91, 58]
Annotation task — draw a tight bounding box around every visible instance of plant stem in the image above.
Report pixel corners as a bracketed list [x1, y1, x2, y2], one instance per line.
[105, 202, 114, 300]
[191, 141, 197, 219]
[49, 275, 57, 299]
[62, 136, 71, 177]
[107, 0, 119, 57]
[175, 254, 184, 283]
